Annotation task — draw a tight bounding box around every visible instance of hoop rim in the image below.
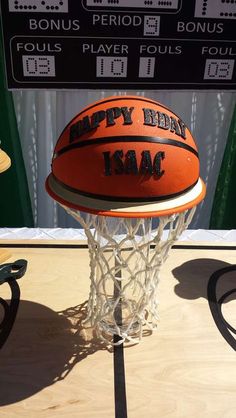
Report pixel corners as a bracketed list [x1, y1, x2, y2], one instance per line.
[46, 174, 206, 218]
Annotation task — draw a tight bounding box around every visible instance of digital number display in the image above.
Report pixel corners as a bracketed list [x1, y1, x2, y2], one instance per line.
[96, 57, 128, 78]
[143, 16, 160, 36]
[22, 55, 55, 77]
[138, 57, 156, 78]
[204, 59, 235, 80]
[84, 0, 180, 11]
[195, 0, 236, 19]
[8, 36, 236, 88]
[8, 0, 68, 13]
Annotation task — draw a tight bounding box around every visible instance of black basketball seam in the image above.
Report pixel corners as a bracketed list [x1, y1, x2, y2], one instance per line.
[51, 174, 199, 203]
[56, 96, 190, 146]
[54, 136, 199, 159]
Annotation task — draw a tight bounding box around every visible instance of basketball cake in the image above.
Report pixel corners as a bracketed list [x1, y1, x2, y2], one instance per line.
[46, 95, 206, 217]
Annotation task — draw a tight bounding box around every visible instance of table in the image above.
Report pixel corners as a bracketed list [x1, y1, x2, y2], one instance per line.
[0, 238, 236, 417]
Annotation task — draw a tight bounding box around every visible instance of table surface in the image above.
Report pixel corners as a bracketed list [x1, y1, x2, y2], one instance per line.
[1, 228, 236, 242]
[0, 239, 236, 418]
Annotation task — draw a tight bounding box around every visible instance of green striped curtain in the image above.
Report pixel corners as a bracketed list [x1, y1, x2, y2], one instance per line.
[0, 28, 33, 227]
[210, 104, 236, 229]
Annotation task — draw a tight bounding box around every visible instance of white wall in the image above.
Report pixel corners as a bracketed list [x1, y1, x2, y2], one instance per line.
[13, 90, 236, 228]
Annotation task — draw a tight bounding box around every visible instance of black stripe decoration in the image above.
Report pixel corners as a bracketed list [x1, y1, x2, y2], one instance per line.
[2, 242, 236, 251]
[54, 136, 199, 159]
[207, 265, 236, 351]
[113, 257, 128, 418]
[2, 243, 236, 251]
[113, 339, 128, 418]
[51, 174, 198, 203]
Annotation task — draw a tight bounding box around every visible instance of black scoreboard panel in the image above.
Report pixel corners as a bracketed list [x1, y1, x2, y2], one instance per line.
[0, 0, 235, 90]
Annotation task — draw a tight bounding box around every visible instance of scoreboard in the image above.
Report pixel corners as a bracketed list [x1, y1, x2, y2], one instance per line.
[0, 0, 235, 89]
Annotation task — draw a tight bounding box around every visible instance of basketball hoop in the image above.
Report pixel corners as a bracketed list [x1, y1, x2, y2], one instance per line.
[46, 95, 206, 345]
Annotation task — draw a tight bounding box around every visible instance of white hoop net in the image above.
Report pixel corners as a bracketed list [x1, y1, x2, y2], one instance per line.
[62, 205, 196, 346]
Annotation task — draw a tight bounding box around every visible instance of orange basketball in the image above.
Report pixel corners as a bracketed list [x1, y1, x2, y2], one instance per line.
[46, 95, 206, 217]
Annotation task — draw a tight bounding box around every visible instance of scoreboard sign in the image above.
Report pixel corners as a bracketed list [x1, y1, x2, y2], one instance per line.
[0, 0, 235, 90]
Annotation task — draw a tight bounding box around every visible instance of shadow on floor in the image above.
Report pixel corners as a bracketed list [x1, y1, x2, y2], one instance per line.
[0, 299, 106, 406]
